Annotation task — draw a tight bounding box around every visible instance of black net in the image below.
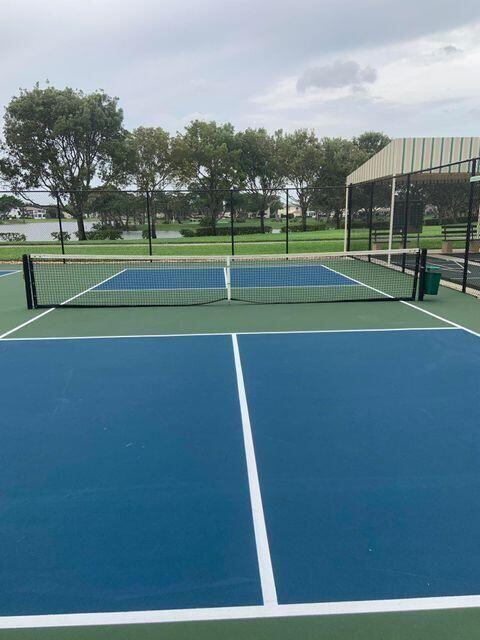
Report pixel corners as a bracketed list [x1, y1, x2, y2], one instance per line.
[25, 248, 422, 308]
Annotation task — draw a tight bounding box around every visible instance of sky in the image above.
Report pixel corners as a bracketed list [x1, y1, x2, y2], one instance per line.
[1, 0, 480, 140]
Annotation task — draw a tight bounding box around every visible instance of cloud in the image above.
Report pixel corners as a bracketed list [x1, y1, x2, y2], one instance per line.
[296, 61, 377, 93]
[440, 44, 461, 56]
[0, 0, 480, 138]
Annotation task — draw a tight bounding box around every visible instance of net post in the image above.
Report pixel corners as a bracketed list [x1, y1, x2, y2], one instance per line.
[230, 189, 235, 256]
[55, 191, 66, 256]
[145, 190, 153, 256]
[462, 158, 477, 292]
[417, 248, 427, 301]
[22, 254, 34, 309]
[285, 188, 289, 255]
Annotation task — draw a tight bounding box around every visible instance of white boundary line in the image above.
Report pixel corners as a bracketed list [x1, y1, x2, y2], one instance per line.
[0, 270, 20, 278]
[3, 593, 480, 629]
[0, 327, 460, 342]
[400, 301, 480, 338]
[231, 333, 277, 606]
[0, 269, 127, 340]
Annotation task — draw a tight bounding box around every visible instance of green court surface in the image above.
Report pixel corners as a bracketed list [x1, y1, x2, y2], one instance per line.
[0, 264, 479, 640]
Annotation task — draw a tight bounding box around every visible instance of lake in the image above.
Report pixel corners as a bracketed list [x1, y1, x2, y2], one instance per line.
[0, 220, 182, 241]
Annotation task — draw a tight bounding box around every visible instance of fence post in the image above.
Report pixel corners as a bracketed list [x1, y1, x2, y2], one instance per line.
[55, 191, 66, 255]
[368, 182, 374, 251]
[285, 189, 289, 255]
[346, 184, 353, 251]
[230, 190, 235, 256]
[145, 190, 153, 256]
[402, 174, 411, 271]
[462, 158, 477, 292]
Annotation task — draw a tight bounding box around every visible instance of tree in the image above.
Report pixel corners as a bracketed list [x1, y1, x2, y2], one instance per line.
[283, 130, 324, 230]
[84, 190, 141, 229]
[172, 120, 241, 232]
[237, 128, 286, 232]
[353, 131, 391, 158]
[0, 84, 126, 239]
[0, 194, 24, 221]
[312, 138, 366, 228]
[416, 179, 471, 222]
[127, 127, 174, 237]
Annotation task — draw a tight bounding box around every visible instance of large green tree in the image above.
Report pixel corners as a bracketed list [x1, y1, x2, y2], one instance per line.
[0, 85, 125, 239]
[237, 128, 286, 232]
[127, 126, 174, 237]
[172, 120, 241, 231]
[353, 131, 391, 158]
[283, 130, 324, 230]
[312, 138, 367, 228]
[0, 194, 24, 221]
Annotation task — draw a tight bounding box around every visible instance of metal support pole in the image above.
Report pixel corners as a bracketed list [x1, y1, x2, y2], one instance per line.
[388, 177, 396, 264]
[368, 182, 374, 251]
[462, 159, 477, 292]
[55, 191, 65, 255]
[285, 189, 289, 255]
[343, 185, 349, 251]
[145, 190, 153, 256]
[230, 190, 235, 256]
[346, 185, 353, 251]
[402, 174, 411, 271]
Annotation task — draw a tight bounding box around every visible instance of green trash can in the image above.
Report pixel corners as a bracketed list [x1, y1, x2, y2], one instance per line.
[424, 264, 441, 295]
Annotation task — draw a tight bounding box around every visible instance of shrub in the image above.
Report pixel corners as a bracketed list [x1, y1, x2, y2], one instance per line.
[280, 222, 327, 232]
[180, 225, 272, 237]
[0, 232, 26, 242]
[75, 229, 123, 240]
[51, 231, 71, 241]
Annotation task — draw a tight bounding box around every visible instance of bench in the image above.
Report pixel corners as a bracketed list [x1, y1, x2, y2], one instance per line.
[371, 228, 419, 251]
[441, 223, 480, 254]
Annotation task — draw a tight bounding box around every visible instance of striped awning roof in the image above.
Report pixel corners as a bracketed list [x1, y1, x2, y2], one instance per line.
[347, 137, 480, 185]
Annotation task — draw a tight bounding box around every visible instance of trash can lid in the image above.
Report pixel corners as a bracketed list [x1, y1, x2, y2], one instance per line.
[426, 264, 441, 272]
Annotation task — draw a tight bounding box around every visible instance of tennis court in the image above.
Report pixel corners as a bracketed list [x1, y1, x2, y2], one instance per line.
[1, 255, 480, 640]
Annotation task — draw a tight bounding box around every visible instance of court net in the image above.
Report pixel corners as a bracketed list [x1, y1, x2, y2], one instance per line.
[23, 249, 425, 308]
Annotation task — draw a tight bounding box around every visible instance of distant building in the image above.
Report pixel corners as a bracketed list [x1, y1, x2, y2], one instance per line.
[24, 206, 47, 219]
[8, 206, 48, 219]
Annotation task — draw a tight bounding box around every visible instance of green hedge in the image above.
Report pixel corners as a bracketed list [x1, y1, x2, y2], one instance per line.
[0, 232, 26, 242]
[180, 225, 272, 237]
[76, 229, 124, 240]
[280, 222, 328, 232]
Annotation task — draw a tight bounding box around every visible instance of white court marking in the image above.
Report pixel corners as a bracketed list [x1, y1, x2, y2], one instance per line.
[0, 270, 20, 278]
[3, 594, 480, 629]
[0, 269, 127, 340]
[231, 333, 277, 606]
[0, 326, 461, 342]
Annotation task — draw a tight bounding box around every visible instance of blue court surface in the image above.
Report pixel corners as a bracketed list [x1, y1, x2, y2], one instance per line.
[1, 327, 480, 625]
[0, 270, 19, 277]
[96, 265, 356, 290]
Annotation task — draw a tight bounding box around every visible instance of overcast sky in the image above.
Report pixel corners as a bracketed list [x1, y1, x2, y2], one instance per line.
[2, 0, 480, 139]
